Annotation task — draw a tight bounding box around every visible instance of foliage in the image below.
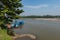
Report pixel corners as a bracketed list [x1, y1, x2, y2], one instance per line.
[0, 0, 24, 26]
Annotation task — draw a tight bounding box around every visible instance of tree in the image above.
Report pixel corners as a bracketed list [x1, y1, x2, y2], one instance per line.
[0, 0, 24, 28]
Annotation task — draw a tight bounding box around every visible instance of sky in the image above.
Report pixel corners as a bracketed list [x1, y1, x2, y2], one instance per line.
[20, 0, 60, 16]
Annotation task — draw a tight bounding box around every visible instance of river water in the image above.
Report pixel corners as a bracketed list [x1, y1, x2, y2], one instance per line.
[14, 18, 60, 40]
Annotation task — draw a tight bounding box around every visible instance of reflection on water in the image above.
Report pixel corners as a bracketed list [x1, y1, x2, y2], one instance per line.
[14, 18, 60, 40]
[15, 37, 35, 40]
[13, 25, 24, 30]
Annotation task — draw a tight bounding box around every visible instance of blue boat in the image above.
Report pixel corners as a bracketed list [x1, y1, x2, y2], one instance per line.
[11, 20, 24, 28]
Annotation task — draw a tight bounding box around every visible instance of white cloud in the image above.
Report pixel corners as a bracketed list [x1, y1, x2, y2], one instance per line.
[24, 4, 48, 9]
[54, 5, 60, 9]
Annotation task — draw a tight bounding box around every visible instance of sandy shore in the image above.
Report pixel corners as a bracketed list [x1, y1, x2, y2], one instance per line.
[12, 34, 36, 40]
[34, 18, 60, 21]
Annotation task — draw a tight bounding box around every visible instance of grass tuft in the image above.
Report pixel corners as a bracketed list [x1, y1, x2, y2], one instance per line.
[0, 28, 12, 40]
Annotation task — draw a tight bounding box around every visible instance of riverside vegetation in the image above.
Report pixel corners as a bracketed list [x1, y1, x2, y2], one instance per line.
[0, 0, 23, 40]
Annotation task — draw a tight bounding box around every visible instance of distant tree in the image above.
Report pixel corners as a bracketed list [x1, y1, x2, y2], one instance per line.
[0, 0, 24, 28]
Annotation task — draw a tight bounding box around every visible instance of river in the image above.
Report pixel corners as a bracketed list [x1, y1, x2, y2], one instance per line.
[14, 18, 60, 40]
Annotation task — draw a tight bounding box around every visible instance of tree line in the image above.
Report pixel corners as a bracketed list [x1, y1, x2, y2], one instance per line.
[21, 15, 60, 18]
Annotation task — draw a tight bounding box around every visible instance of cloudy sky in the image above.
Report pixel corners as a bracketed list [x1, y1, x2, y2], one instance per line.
[20, 0, 60, 16]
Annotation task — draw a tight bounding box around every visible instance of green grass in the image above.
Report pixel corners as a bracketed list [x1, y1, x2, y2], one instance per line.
[0, 28, 12, 40]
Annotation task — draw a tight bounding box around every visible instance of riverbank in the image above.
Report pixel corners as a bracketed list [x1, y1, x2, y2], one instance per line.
[0, 28, 12, 40]
[34, 18, 60, 21]
[0, 27, 36, 40]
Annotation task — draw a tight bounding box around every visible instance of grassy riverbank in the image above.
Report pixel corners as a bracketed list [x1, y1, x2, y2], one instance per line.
[0, 28, 12, 40]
